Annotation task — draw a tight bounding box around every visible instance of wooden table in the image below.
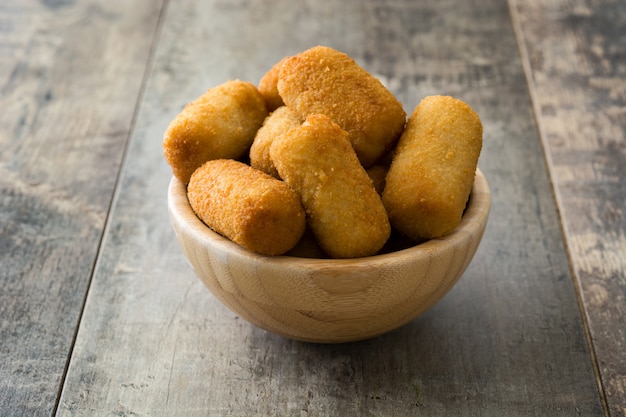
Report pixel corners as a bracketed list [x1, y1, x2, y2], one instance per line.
[1, 0, 624, 415]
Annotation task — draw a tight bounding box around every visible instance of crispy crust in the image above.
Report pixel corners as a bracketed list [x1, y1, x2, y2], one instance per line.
[382, 95, 483, 240]
[366, 164, 389, 195]
[277, 46, 406, 167]
[258, 56, 289, 111]
[187, 159, 305, 256]
[163, 80, 268, 184]
[270, 114, 390, 258]
[250, 106, 301, 178]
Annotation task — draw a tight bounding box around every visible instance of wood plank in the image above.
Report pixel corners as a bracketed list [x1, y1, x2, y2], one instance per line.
[58, 0, 604, 415]
[509, 0, 626, 415]
[0, 1, 164, 416]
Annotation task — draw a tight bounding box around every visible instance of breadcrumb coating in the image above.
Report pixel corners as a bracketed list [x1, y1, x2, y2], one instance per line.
[277, 46, 406, 167]
[271, 114, 390, 258]
[187, 159, 305, 256]
[163, 80, 268, 184]
[258, 56, 289, 111]
[382, 95, 482, 240]
[250, 106, 301, 178]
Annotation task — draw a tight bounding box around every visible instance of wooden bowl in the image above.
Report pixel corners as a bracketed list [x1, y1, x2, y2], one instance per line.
[168, 169, 491, 343]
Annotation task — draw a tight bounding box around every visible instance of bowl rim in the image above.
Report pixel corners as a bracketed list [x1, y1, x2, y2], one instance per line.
[168, 168, 491, 268]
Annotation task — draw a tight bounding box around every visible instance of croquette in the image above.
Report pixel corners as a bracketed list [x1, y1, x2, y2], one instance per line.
[258, 56, 289, 111]
[250, 106, 302, 178]
[187, 159, 306, 256]
[277, 46, 406, 167]
[382, 95, 483, 240]
[163, 80, 268, 184]
[270, 114, 390, 258]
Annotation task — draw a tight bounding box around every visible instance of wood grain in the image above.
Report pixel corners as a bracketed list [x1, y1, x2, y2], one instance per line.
[167, 171, 490, 343]
[0, 1, 164, 415]
[56, 0, 604, 415]
[509, 0, 626, 415]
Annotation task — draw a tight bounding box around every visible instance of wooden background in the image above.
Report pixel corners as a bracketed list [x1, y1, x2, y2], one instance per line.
[1, 0, 624, 416]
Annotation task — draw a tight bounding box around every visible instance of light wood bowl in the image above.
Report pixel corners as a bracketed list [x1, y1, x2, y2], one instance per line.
[168, 169, 490, 343]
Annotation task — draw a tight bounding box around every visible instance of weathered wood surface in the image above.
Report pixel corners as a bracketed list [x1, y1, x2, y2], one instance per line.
[3, 0, 625, 415]
[0, 0, 164, 416]
[510, 1, 626, 415]
[54, 0, 604, 416]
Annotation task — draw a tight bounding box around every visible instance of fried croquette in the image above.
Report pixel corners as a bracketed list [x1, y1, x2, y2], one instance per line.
[258, 56, 289, 111]
[366, 164, 389, 195]
[382, 95, 483, 240]
[187, 159, 306, 256]
[277, 46, 406, 167]
[270, 114, 390, 259]
[249, 106, 301, 178]
[163, 80, 268, 184]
